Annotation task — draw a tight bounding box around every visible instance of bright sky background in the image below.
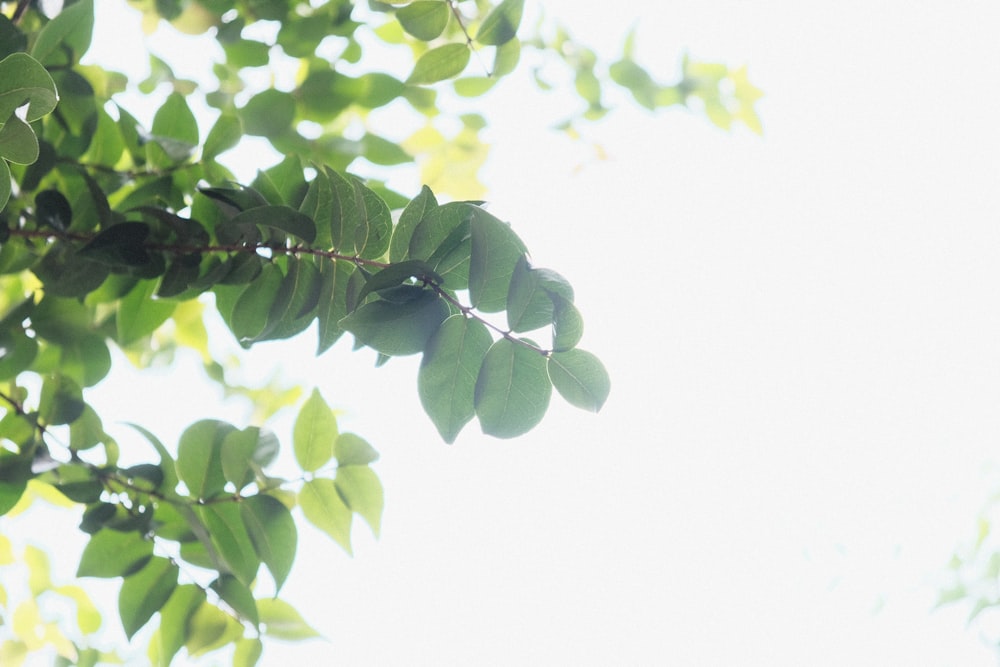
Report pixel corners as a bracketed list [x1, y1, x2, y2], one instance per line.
[10, 1, 1000, 665]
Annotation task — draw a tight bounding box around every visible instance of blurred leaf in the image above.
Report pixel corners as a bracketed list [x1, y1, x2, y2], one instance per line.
[257, 598, 320, 640]
[30, 0, 94, 65]
[397, 1, 449, 40]
[119, 557, 178, 639]
[198, 502, 260, 586]
[77, 529, 153, 578]
[407, 43, 471, 84]
[334, 433, 379, 466]
[176, 420, 235, 500]
[335, 465, 383, 537]
[475, 0, 524, 46]
[241, 89, 295, 137]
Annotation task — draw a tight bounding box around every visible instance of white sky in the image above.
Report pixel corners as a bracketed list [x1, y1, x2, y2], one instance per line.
[8, 1, 1000, 665]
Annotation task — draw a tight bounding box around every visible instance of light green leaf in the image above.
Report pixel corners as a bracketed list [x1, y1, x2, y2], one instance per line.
[221, 427, 259, 489]
[493, 38, 521, 76]
[198, 502, 260, 586]
[547, 349, 610, 411]
[77, 529, 153, 578]
[30, 0, 94, 65]
[407, 43, 471, 84]
[293, 388, 338, 472]
[468, 207, 527, 312]
[258, 598, 321, 640]
[299, 478, 352, 555]
[151, 584, 205, 667]
[340, 290, 450, 356]
[203, 113, 242, 160]
[118, 557, 178, 639]
[335, 432, 379, 466]
[475, 0, 524, 46]
[241, 494, 297, 592]
[117, 280, 176, 345]
[419, 315, 492, 442]
[335, 465, 384, 537]
[185, 602, 243, 657]
[397, 1, 449, 40]
[241, 89, 295, 137]
[151, 91, 199, 146]
[0, 53, 58, 123]
[233, 637, 264, 667]
[176, 420, 234, 500]
[475, 338, 551, 438]
[0, 115, 38, 164]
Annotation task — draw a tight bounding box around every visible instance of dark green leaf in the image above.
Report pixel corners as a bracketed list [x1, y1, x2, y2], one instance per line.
[293, 388, 338, 472]
[39, 374, 85, 425]
[407, 43, 471, 84]
[32, 242, 109, 297]
[547, 349, 610, 411]
[475, 0, 524, 46]
[351, 177, 392, 258]
[77, 529, 153, 578]
[356, 260, 442, 304]
[241, 494, 297, 592]
[419, 315, 492, 442]
[35, 190, 72, 231]
[230, 205, 316, 244]
[475, 338, 551, 438]
[316, 259, 355, 354]
[390, 184, 437, 262]
[79, 222, 151, 267]
[340, 290, 450, 356]
[229, 262, 283, 342]
[119, 557, 178, 639]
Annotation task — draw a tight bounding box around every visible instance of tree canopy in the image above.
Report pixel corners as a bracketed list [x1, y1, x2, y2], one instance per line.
[0, 0, 761, 664]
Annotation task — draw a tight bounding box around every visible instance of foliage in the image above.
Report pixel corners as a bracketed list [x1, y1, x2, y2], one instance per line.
[0, 0, 761, 664]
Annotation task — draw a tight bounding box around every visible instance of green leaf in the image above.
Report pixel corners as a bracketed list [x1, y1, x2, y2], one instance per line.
[547, 349, 610, 412]
[408, 201, 472, 261]
[210, 575, 258, 626]
[38, 374, 84, 425]
[356, 259, 442, 304]
[198, 502, 260, 586]
[334, 433, 379, 466]
[77, 529, 153, 578]
[119, 557, 178, 639]
[475, 0, 524, 46]
[0, 159, 9, 211]
[390, 185, 437, 262]
[241, 89, 295, 137]
[419, 315, 492, 442]
[241, 494, 297, 592]
[230, 205, 317, 244]
[117, 280, 176, 345]
[78, 222, 151, 267]
[35, 190, 72, 231]
[257, 598, 321, 640]
[397, 1, 449, 40]
[299, 478, 352, 555]
[184, 602, 243, 657]
[493, 38, 521, 76]
[229, 262, 283, 342]
[151, 91, 199, 153]
[335, 465, 384, 537]
[326, 168, 358, 251]
[468, 207, 527, 312]
[233, 637, 263, 667]
[316, 260, 355, 354]
[0, 115, 37, 164]
[152, 584, 205, 667]
[340, 290, 450, 356]
[221, 427, 259, 489]
[474, 338, 551, 438]
[407, 43, 471, 84]
[203, 113, 242, 160]
[351, 177, 392, 258]
[293, 388, 338, 472]
[0, 53, 58, 124]
[176, 420, 235, 500]
[551, 295, 583, 351]
[29, 0, 94, 65]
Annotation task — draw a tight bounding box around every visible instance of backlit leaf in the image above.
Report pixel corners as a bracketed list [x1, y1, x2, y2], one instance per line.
[210, 575, 258, 626]
[176, 420, 235, 500]
[77, 529, 153, 578]
[419, 315, 492, 442]
[241, 494, 297, 592]
[474, 338, 551, 438]
[257, 598, 321, 640]
[390, 185, 437, 262]
[299, 478, 352, 555]
[468, 207, 527, 312]
[198, 502, 260, 586]
[151, 584, 205, 667]
[475, 0, 524, 46]
[117, 280, 176, 345]
[119, 557, 177, 639]
[407, 43, 470, 84]
[547, 349, 610, 411]
[397, 1, 449, 40]
[334, 433, 379, 466]
[335, 465, 383, 537]
[293, 388, 338, 472]
[340, 290, 450, 356]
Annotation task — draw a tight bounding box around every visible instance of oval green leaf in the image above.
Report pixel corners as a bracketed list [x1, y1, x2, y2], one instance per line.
[407, 43, 471, 84]
[547, 349, 610, 412]
[240, 494, 297, 593]
[474, 338, 551, 438]
[474, 0, 524, 46]
[299, 478, 353, 555]
[119, 556, 178, 639]
[397, 1, 449, 40]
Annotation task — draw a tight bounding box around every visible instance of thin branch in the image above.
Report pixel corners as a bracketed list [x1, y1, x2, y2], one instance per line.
[446, 0, 492, 76]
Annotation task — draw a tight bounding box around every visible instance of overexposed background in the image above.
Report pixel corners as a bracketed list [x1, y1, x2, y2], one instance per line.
[15, 1, 1000, 664]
